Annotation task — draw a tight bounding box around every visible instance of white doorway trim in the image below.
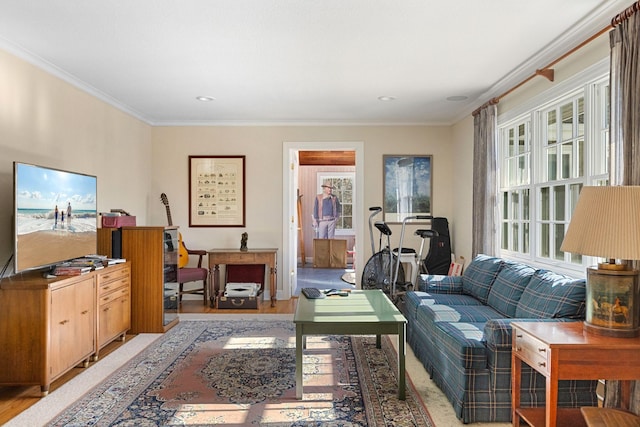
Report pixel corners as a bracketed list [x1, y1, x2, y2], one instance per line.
[282, 141, 364, 299]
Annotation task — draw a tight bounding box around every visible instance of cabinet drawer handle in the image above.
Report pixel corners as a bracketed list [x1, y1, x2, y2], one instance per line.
[516, 346, 522, 351]
[516, 334, 523, 338]
[102, 274, 112, 280]
[81, 310, 89, 315]
[538, 347, 546, 353]
[103, 286, 111, 291]
[103, 307, 110, 312]
[538, 362, 546, 367]
[59, 319, 70, 325]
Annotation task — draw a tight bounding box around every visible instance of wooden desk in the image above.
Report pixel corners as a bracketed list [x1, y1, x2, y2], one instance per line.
[512, 321, 640, 427]
[207, 248, 278, 307]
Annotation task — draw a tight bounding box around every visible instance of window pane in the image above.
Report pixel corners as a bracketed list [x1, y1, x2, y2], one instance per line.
[502, 222, 509, 250]
[523, 189, 530, 220]
[561, 102, 573, 141]
[518, 155, 528, 185]
[518, 124, 526, 154]
[547, 147, 557, 181]
[577, 139, 584, 177]
[541, 223, 550, 257]
[561, 142, 573, 179]
[512, 223, 519, 251]
[523, 223, 530, 254]
[509, 158, 517, 186]
[509, 128, 515, 156]
[547, 110, 557, 144]
[571, 251, 582, 264]
[541, 187, 550, 221]
[577, 97, 585, 136]
[554, 186, 565, 221]
[555, 223, 565, 261]
[511, 191, 519, 220]
[503, 192, 508, 220]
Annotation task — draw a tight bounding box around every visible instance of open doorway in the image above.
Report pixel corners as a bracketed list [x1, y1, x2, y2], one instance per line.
[282, 142, 365, 300]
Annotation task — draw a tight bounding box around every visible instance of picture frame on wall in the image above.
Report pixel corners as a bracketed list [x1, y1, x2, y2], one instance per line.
[189, 155, 246, 227]
[383, 155, 432, 223]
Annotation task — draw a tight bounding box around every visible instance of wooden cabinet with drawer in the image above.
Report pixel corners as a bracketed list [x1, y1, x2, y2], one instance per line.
[95, 262, 131, 359]
[0, 273, 97, 396]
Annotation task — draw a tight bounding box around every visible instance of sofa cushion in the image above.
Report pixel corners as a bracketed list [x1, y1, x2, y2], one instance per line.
[418, 303, 503, 324]
[486, 261, 537, 317]
[418, 275, 463, 294]
[461, 254, 504, 303]
[515, 270, 586, 319]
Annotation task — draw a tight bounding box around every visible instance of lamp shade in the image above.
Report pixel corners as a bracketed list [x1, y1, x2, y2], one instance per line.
[560, 186, 640, 260]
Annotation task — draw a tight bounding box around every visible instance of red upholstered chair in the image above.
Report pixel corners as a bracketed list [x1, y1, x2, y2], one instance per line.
[177, 246, 209, 305]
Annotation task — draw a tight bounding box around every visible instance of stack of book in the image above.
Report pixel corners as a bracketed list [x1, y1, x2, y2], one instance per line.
[52, 264, 92, 276]
[51, 255, 127, 276]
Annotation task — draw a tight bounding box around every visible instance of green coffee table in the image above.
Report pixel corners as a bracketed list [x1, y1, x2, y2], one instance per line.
[293, 289, 407, 400]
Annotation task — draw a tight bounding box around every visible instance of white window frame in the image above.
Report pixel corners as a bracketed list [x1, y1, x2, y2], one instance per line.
[497, 58, 610, 277]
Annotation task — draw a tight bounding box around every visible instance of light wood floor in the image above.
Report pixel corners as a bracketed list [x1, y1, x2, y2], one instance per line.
[0, 297, 298, 425]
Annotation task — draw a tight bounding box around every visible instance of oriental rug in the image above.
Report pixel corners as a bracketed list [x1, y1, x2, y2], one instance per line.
[47, 320, 434, 426]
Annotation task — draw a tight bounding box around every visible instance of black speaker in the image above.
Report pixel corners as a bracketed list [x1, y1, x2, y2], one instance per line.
[111, 228, 122, 258]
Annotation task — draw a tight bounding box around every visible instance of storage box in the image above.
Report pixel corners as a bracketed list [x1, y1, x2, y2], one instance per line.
[217, 293, 261, 309]
[313, 239, 347, 268]
[102, 215, 136, 228]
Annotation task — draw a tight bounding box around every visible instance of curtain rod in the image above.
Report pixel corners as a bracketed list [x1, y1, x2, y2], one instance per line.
[612, 0, 640, 26]
[472, 23, 612, 117]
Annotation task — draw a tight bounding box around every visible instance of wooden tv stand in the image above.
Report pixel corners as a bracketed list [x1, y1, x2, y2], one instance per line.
[0, 263, 131, 396]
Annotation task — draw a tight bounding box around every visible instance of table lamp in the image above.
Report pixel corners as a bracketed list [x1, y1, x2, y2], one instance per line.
[560, 186, 640, 337]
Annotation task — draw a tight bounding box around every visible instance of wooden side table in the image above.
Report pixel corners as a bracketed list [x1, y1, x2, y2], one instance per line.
[207, 248, 278, 307]
[511, 321, 640, 427]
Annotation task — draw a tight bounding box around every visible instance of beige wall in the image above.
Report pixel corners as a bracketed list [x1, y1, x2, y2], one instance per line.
[0, 49, 152, 273]
[450, 115, 474, 264]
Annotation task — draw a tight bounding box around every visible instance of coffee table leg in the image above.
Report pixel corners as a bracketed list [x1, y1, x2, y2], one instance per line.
[296, 324, 303, 399]
[398, 323, 406, 400]
[376, 334, 381, 348]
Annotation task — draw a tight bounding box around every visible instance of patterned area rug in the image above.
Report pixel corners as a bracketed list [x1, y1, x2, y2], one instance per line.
[48, 320, 434, 426]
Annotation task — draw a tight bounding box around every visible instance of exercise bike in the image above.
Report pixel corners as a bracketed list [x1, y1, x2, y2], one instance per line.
[361, 207, 405, 294]
[389, 215, 433, 302]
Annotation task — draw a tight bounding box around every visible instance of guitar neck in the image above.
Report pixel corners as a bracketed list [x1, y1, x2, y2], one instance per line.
[164, 206, 173, 226]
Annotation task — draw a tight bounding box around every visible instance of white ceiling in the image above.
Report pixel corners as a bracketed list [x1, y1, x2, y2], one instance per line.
[0, 1, 634, 126]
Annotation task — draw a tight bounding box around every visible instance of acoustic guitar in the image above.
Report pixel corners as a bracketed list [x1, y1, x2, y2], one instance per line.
[160, 193, 189, 268]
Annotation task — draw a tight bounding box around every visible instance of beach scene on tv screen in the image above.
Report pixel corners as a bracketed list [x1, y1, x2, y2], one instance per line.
[15, 163, 97, 271]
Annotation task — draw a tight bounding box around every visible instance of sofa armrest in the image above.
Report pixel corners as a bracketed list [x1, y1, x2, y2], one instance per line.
[484, 318, 578, 349]
[417, 274, 463, 294]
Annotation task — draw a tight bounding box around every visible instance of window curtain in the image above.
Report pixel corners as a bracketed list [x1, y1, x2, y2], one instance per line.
[472, 103, 497, 257]
[605, 7, 640, 413]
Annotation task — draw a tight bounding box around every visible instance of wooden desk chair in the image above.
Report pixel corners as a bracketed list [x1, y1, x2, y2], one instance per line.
[581, 407, 640, 427]
[177, 246, 208, 305]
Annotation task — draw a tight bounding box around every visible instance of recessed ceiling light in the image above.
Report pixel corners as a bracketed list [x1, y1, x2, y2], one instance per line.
[196, 96, 216, 102]
[446, 95, 468, 101]
[378, 96, 396, 101]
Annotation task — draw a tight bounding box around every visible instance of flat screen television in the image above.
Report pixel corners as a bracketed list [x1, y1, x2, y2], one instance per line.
[13, 162, 98, 273]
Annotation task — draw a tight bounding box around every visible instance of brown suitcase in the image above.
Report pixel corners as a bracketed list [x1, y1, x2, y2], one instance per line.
[217, 264, 265, 309]
[217, 294, 260, 309]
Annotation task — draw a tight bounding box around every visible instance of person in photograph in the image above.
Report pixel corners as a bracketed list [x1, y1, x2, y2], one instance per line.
[54, 205, 59, 228]
[313, 182, 341, 239]
[66, 202, 72, 226]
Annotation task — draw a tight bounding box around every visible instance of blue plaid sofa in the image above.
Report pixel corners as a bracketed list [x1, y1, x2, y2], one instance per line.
[400, 254, 597, 423]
